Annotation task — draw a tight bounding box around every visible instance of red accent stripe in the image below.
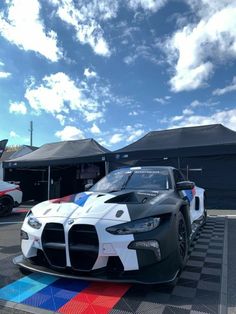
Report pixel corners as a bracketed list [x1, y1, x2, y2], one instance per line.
[50, 194, 74, 203]
[58, 282, 130, 314]
[0, 188, 18, 197]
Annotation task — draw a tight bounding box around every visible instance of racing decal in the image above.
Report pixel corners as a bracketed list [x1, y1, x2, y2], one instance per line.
[74, 192, 91, 207]
[22, 278, 89, 311]
[0, 273, 57, 302]
[182, 187, 196, 203]
[0, 275, 130, 313]
[59, 282, 130, 314]
[51, 195, 74, 204]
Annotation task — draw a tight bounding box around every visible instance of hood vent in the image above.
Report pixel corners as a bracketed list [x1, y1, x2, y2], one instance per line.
[105, 191, 157, 204]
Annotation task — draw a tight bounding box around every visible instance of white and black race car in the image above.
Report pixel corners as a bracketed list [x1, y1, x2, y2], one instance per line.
[15, 166, 206, 284]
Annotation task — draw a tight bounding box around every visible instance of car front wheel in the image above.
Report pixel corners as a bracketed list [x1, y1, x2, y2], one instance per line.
[0, 196, 14, 217]
[176, 211, 189, 269]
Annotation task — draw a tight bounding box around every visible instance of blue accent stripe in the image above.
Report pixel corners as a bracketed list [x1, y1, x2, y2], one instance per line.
[183, 189, 194, 203]
[74, 193, 91, 207]
[0, 273, 58, 302]
[21, 278, 89, 311]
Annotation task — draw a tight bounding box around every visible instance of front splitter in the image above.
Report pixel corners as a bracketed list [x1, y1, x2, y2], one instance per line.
[13, 255, 179, 285]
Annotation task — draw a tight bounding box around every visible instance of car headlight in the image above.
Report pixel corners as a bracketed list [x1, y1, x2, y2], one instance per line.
[106, 217, 160, 235]
[28, 215, 42, 230]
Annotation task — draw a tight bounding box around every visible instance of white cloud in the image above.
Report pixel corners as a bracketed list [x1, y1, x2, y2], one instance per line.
[84, 68, 97, 79]
[113, 125, 145, 144]
[154, 96, 171, 105]
[163, 1, 236, 92]
[50, 0, 112, 57]
[171, 115, 183, 122]
[127, 129, 144, 142]
[84, 111, 103, 122]
[182, 108, 193, 115]
[0, 60, 11, 78]
[128, 111, 139, 116]
[55, 126, 84, 141]
[0, 0, 62, 62]
[97, 137, 112, 148]
[124, 56, 136, 65]
[110, 133, 123, 144]
[128, 0, 167, 12]
[124, 44, 160, 65]
[56, 114, 66, 126]
[9, 130, 19, 137]
[9, 101, 27, 115]
[190, 100, 202, 108]
[0, 71, 11, 78]
[213, 77, 236, 96]
[168, 108, 236, 131]
[25, 72, 101, 122]
[90, 123, 101, 134]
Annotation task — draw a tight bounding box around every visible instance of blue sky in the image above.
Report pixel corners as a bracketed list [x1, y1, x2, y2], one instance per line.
[0, 0, 236, 150]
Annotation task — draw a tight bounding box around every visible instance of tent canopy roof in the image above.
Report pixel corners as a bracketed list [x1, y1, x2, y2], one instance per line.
[3, 138, 109, 168]
[108, 124, 236, 160]
[0, 139, 8, 159]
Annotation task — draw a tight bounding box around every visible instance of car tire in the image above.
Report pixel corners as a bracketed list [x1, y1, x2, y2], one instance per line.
[0, 196, 14, 217]
[176, 211, 189, 270]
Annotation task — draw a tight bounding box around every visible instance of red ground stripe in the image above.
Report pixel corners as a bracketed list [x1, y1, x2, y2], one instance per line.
[58, 282, 131, 314]
[12, 208, 29, 213]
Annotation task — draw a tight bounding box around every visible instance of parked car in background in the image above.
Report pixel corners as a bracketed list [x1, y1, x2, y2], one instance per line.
[0, 181, 23, 216]
[16, 166, 206, 284]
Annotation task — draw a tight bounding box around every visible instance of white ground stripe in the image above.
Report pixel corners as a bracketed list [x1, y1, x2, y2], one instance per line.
[219, 217, 228, 314]
[0, 221, 24, 225]
[209, 215, 236, 217]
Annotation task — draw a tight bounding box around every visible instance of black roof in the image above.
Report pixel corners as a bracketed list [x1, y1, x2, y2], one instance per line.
[108, 124, 236, 160]
[3, 138, 109, 168]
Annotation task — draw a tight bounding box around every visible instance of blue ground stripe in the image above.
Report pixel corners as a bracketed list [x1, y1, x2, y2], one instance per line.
[0, 273, 58, 302]
[21, 278, 89, 311]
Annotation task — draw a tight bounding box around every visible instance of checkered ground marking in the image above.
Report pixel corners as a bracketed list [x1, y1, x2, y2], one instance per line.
[110, 217, 225, 314]
[0, 217, 225, 314]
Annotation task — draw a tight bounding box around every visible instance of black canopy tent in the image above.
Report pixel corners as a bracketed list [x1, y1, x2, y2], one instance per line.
[3, 139, 109, 201]
[107, 124, 236, 209]
[0, 139, 8, 158]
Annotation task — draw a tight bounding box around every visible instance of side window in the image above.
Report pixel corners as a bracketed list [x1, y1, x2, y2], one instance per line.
[173, 169, 185, 184]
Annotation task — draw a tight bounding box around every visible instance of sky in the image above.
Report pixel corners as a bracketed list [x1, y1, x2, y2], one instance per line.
[0, 0, 236, 150]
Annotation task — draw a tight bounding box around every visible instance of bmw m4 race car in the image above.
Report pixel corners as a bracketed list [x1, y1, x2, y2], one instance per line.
[0, 180, 22, 216]
[15, 166, 206, 284]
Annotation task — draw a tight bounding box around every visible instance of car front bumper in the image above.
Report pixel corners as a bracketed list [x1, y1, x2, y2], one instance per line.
[14, 251, 180, 284]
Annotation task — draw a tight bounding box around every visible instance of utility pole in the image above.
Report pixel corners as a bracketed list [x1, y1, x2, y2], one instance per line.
[29, 121, 33, 146]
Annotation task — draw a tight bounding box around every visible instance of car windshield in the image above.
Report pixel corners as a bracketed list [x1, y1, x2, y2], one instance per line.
[90, 168, 171, 193]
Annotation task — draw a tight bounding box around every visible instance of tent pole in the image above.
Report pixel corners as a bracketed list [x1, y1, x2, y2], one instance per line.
[177, 157, 181, 170]
[48, 165, 51, 200]
[105, 161, 109, 175]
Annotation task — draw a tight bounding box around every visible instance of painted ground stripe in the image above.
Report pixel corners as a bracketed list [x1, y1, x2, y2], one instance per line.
[0, 273, 58, 303]
[0, 221, 24, 225]
[58, 282, 131, 314]
[12, 208, 29, 213]
[21, 278, 89, 312]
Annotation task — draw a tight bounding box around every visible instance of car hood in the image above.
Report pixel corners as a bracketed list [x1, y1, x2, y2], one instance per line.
[31, 190, 173, 221]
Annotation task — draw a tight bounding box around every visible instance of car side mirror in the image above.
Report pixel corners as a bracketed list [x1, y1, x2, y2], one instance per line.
[176, 181, 195, 190]
[84, 183, 93, 191]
